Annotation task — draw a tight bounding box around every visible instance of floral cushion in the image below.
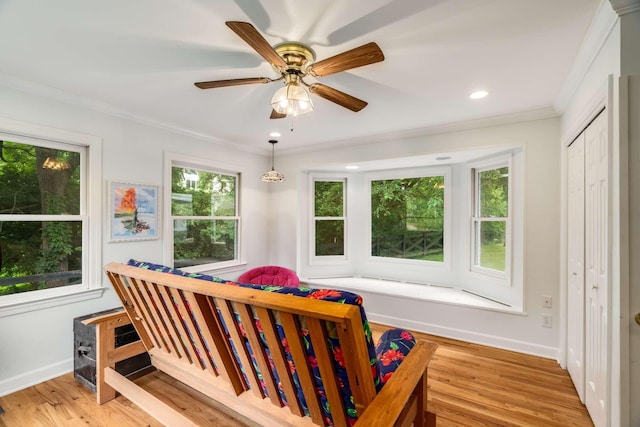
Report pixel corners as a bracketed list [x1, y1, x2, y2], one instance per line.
[126, 259, 415, 425]
[375, 328, 416, 384]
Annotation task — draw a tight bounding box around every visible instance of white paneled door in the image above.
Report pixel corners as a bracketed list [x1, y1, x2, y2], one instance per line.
[567, 132, 585, 402]
[567, 109, 608, 427]
[584, 110, 609, 427]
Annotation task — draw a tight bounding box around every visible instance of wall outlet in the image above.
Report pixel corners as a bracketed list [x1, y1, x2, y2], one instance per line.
[543, 295, 552, 308]
[542, 314, 552, 328]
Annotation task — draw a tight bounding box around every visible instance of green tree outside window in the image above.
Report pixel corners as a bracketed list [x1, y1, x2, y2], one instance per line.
[0, 140, 83, 295]
[314, 180, 345, 256]
[474, 166, 509, 272]
[371, 176, 444, 261]
[171, 166, 238, 268]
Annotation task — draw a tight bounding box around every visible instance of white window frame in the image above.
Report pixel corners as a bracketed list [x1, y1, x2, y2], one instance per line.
[0, 118, 103, 318]
[164, 152, 245, 273]
[365, 166, 451, 271]
[300, 148, 523, 311]
[470, 159, 512, 281]
[311, 177, 347, 262]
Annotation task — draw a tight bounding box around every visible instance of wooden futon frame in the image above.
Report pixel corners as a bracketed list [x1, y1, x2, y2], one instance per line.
[97, 262, 437, 426]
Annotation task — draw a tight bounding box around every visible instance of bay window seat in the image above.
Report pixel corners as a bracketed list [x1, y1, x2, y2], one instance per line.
[304, 277, 523, 314]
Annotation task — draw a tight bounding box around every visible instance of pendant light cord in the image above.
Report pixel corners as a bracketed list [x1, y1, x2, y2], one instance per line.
[269, 139, 277, 170]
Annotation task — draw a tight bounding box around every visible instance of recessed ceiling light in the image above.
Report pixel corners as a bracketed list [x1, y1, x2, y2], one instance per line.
[269, 131, 281, 137]
[435, 156, 452, 161]
[470, 90, 488, 99]
[345, 165, 359, 170]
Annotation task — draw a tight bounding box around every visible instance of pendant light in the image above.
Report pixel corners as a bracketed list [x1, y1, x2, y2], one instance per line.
[261, 139, 285, 182]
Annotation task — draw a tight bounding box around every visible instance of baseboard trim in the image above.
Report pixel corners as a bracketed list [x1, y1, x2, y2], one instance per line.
[0, 358, 72, 397]
[368, 312, 560, 361]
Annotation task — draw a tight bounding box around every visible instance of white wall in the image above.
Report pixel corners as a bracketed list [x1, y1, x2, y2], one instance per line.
[270, 117, 563, 358]
[0, 84, 271, 395]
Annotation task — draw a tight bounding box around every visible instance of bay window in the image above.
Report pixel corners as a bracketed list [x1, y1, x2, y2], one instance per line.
[301, 147, 523, 310]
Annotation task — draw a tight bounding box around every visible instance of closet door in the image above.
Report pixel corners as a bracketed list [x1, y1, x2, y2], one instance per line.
[584, 110, 608, 427]
[567, 132, 585, 402]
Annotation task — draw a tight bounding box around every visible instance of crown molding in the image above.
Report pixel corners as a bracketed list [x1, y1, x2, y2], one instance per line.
[0, 72, 266, 155]
[609, 0, 640, 15]
[280, 107, 559, 156]
[553, 1, 619, 114]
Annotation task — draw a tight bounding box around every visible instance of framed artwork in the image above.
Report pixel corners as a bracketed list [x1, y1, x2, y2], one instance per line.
[109, 181, 160, 242]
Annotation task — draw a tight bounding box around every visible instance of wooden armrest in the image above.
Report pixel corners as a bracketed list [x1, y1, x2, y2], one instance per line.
[82, 308, 128, 326]
[355, 339, 438, 427]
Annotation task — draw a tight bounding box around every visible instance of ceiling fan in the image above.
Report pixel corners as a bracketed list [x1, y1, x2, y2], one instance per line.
[194, 21, 384, 119]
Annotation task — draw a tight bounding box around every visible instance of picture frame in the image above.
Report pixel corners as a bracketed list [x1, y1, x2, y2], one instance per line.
[108, 181, 160, 242]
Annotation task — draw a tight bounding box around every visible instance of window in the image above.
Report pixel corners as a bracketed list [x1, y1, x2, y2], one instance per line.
[371, 176, 444, 262]
[0, 118, 102, 316]
[0, 139, 85, 296]
[300, 148, 523, 310]
[313, 179, 345, 257]
[472, 165, 510, 276]
[170, 163, 240, 270]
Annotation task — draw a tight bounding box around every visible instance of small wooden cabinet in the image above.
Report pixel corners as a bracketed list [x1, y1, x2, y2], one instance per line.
[73, 308, 153, 402]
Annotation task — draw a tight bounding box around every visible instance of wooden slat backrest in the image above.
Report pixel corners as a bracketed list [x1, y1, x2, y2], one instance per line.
[280, 312, 325, 424]
[307, 317, 347, 427]
[108, 270, 245, 394]
[254, 306, 304, 416]
[192, 292, 247, 394]
[104, 262, 379, 426]
[235, 302, 282, 405]
[216, 298, 264, 397]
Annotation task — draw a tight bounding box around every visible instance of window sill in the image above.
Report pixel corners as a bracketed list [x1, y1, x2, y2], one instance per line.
[304, 276, 524, 315]
[182, 261, 248, 277]
[0, 286, 105, 318]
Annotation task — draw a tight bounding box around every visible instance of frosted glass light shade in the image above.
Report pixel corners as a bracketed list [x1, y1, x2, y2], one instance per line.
[271, 83, 314, 116]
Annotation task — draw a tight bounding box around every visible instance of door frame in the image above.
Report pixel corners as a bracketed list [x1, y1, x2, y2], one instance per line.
[560, 74, 625, 426]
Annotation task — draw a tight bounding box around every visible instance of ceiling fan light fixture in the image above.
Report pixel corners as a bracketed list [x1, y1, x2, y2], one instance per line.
[261, 139, 285, 183]
[271, 82, 314, 116]
[196, 23, 384, 119]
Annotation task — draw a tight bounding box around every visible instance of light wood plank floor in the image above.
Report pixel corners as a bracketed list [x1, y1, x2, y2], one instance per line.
[0, 323, 593, 427]
[388, 325, 594, 427]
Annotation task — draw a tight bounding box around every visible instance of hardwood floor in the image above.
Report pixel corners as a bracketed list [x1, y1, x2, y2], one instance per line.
[379, 325, 595, 427]
[0, 323, 593, 427]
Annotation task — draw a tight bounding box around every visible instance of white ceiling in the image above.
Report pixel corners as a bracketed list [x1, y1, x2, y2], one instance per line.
[0, 0, 601, 152]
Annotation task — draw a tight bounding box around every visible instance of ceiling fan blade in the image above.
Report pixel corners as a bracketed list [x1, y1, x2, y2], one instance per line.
[194, 77, 271, 89]
[308, 42, 384, 77]
[226, 21, 286, 68]
[270, 109, 286, 119]
[308, 83, 368, 112]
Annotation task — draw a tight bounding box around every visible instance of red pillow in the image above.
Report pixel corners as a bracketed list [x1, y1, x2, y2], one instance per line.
[238, 266, 300, 288]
